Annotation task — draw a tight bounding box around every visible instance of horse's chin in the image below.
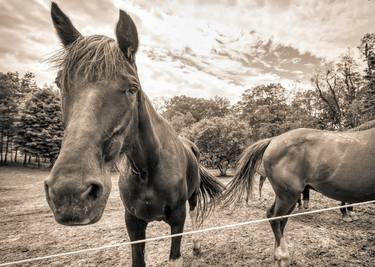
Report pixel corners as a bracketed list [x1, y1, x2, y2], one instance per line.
[54, 211, 103, 226]
[56, 215, 101, 226]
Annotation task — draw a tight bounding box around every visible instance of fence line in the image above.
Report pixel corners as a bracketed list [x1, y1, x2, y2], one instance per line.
[0, 200, 374, 266]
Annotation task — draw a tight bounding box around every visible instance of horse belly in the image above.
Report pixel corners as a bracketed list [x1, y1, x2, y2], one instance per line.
[312, 157, 375, 203]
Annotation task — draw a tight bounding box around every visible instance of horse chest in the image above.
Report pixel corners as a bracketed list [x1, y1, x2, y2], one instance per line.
[119, 175, 184, 222]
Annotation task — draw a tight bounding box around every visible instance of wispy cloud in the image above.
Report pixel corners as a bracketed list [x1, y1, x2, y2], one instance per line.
[0, 0, 373, 102]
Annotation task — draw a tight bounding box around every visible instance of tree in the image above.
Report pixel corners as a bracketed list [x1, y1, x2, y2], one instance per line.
[169, 111, 195, 134]
[162, 95, 230, 126]
[236, 83, 289, 140]
[183, 116, 250, 176]
[312, 50, 363, 129]
[358, 33, 375, 122]
[0, 72, 19, 163]
[14, 86, 63, 166]
[287, 89, 324, 130]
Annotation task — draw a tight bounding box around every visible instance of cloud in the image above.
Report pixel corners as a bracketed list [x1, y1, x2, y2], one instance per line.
[0, 0, 373, 102]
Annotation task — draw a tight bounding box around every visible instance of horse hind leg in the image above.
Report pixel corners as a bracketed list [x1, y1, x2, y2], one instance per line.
[188, 192, 201, 256]
[267, 193, 299, 267]
[340, 202, 353, 222]
[342, 202, 359, 221]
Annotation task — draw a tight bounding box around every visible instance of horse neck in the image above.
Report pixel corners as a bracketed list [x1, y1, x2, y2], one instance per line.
[122, 90, 175, 174]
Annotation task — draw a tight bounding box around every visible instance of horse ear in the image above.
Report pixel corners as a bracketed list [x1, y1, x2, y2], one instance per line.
[116, 10, 139, 61]
[51, 2, 81, 47]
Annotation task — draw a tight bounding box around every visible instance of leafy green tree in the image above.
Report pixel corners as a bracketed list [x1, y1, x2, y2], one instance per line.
[183, 115, 250, 176]
[236, 83, 289, 139]
[287, 89, 324, 130]
[169, 111, 195, 134]
[162, 95, 230, 126]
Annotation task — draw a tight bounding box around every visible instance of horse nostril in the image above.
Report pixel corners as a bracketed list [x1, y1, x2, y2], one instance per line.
[81, 183, 103, 201]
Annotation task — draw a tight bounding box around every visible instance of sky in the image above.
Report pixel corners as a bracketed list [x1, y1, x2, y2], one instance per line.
[0, 0, 374, 102]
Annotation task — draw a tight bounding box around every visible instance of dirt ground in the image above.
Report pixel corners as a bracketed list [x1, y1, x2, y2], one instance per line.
[0, 166, 374, 266]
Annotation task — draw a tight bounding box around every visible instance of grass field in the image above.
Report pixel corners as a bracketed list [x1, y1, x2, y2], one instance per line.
[0, 166, 374, 266]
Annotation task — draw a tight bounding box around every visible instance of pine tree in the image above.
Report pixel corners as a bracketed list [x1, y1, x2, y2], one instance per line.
[0, 72, 19, 164]
[14, 86, 63, 166]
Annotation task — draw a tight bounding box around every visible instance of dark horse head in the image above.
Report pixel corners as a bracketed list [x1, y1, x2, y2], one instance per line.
[44, 2, 141, 225]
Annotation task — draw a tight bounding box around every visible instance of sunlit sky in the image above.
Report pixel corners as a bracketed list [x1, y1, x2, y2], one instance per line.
[1, 0, 374, 102]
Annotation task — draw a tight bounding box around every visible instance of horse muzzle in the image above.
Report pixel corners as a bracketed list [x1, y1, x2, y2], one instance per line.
[44, 178, 108, 226]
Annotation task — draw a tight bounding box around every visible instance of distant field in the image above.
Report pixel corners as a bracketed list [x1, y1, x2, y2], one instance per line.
[0, 166, 374, 266]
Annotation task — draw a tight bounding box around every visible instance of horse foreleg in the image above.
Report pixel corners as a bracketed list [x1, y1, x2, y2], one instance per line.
[125, 210, 148, 267]
[188, 192, 201, 256]
[267, 195, 298, 267]
[167, 205, 186, 267]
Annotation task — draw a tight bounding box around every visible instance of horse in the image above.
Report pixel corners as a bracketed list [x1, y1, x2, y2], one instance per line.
[259, 176, 359, 221]
[222, 125, 375, 266]
[257, 120, 375, 223]
[44, 3, 224, 267]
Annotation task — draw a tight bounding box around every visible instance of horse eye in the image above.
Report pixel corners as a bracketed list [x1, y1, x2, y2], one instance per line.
[125, 86, 137, 96]
[55, 78, 61, 88]
[55, 70, 63, 88]
[127, 88, 135, 95]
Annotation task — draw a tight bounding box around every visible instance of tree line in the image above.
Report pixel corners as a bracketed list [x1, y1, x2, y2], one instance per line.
[0, 72, 63, 167]
[0, 34, 374, 173]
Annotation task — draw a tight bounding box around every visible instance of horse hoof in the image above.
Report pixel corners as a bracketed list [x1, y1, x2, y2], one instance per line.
[349, 212, 359, 221]
[274, 245, 290, 267]
[193, 246, 201, 256]
[342, 215, 353, 222]
[274, 258, 290, 267]
[193, 240, 201, 256]
[169, 257, 183, 267]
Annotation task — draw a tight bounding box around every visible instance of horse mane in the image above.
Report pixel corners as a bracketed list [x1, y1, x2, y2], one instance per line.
[348, 119, 375, 132]
[49, 35, 130, 88]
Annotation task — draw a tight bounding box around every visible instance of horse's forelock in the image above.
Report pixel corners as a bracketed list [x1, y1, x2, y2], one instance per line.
[49, 35, 135, 89]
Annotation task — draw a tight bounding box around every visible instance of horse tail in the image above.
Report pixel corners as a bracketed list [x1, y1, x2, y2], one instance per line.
[221, 138, 272, 207]
[195, 165, 225, 224]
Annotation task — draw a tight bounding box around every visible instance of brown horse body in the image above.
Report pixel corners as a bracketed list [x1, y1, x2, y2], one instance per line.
[224, 126, 375, 266]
